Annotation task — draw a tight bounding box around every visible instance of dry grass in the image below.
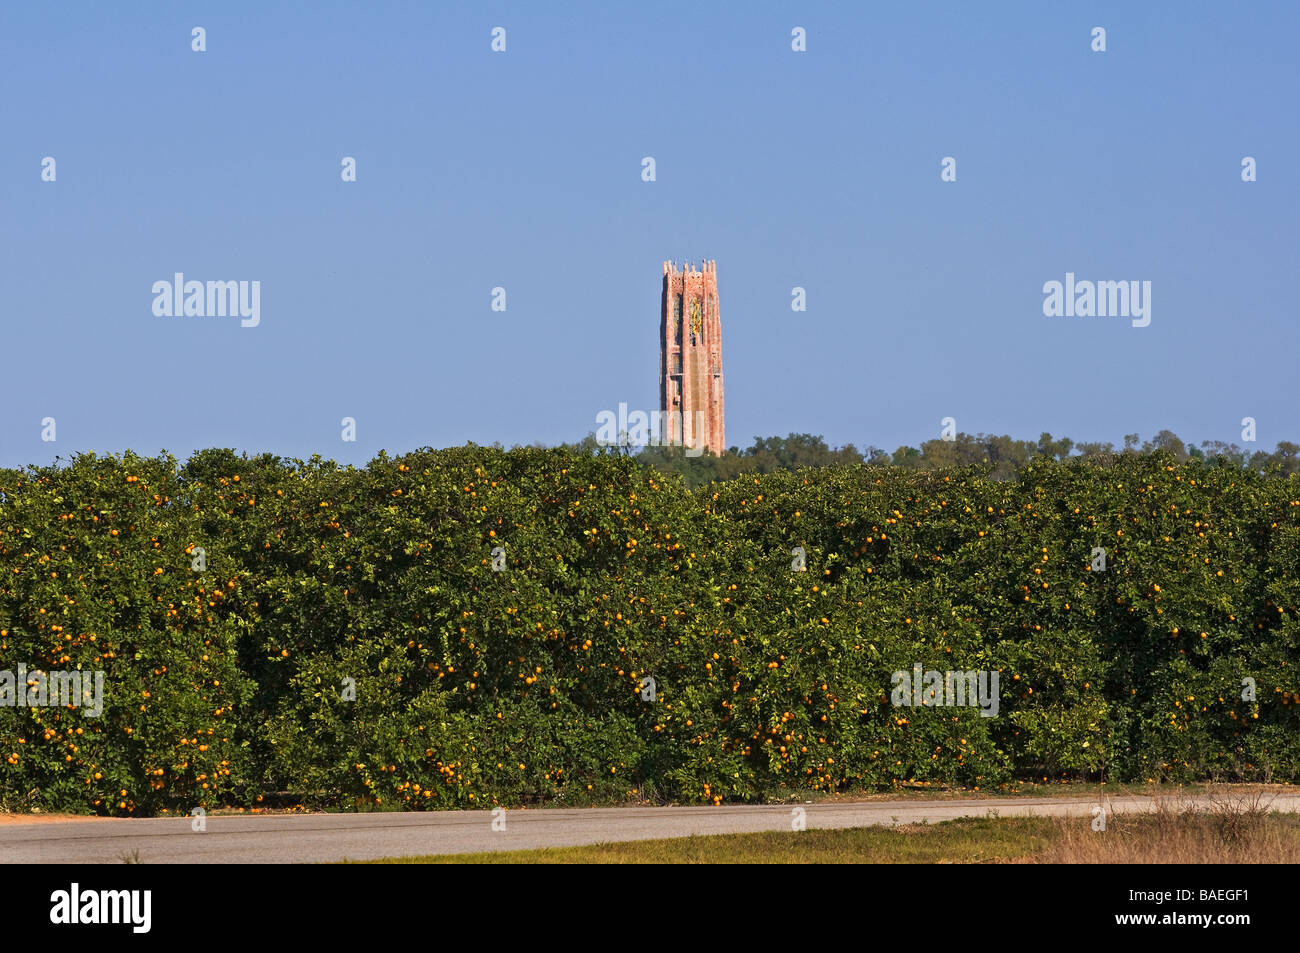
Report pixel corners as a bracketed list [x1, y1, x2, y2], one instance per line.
[1035, 787, 1300, 863]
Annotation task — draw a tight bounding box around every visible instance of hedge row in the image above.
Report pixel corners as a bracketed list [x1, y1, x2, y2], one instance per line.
[1, 446, 1297, 815]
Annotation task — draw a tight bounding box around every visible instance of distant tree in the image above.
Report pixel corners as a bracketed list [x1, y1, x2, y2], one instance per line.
[1142, 430, 1186, 461]
[1075, 441, 1116, 460]
[1199, 441, 1247, 468]
[1037, 432, 1074, 460]
[892, 445, 921, 467]
[985, 434, 1035, 469]
[1275, 441, 1300, 477]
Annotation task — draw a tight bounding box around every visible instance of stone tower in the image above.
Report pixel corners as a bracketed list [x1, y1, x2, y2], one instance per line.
[660, 260, 725, 454]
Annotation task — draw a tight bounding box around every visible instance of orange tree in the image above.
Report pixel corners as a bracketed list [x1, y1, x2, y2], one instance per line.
[2, 445, 1297, 814]
[0, 452, 253, 815]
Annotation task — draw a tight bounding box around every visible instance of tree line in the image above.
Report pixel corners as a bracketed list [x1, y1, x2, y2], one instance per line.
[553, 430, 1300, 487]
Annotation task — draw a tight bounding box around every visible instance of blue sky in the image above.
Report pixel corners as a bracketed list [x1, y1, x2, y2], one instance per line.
[3, 0, 1298, 468]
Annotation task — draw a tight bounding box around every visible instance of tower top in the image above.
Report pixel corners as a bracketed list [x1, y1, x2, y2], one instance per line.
[663, 259, 716, 276]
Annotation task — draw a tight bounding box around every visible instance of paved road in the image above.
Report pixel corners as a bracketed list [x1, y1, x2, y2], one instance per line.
[5, 793, 1298, 863]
